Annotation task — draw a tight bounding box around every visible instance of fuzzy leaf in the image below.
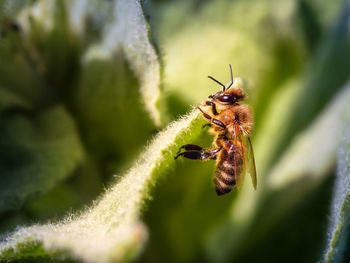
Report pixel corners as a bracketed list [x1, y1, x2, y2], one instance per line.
[75, 0, 163, 171]
[1, 0, 349, 262]
[0, 0, 165, 220]
[0, 110, 201, 263]
[323, 113, 350, 262]
[81, 0, 164, 126]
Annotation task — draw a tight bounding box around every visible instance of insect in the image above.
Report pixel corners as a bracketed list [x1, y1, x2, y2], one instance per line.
[175, 65, 257, 195]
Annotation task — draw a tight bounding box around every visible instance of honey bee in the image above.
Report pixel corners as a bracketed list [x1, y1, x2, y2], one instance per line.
[175, 65, 257, 195]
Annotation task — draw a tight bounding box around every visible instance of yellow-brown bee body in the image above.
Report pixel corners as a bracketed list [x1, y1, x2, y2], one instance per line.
[175, 65, 257, 195]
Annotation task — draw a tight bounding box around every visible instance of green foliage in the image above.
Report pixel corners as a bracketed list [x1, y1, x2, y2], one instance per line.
[0, 0, 350, 262]
[323, 119, 350, 263]
[0, 110, 202, 263]
[0, 106, 83, 214]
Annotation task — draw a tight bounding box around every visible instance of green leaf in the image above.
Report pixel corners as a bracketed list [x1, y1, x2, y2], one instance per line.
[297, 0, 323, 51]
[15, 0, 165, 126]
[16, 0, 83, 106]
[0, 0, 166, 220]
[289, 1, 350, 131]
[0, 106, 84, 214]
[303, 0, 345, 29]
[260, 1, 350, 174]
[0, 38, 47, 110]
[75, 53, 157, 173]
[267, 85, 350, 189]
[0, 110, 201, 262]
[323, 108, 350, 262]
[1, 0, 349, 262]
[78, 0, 165, 127]
[72, 0, 166, 179]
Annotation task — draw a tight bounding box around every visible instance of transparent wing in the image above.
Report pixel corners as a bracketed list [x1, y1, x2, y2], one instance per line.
[233, 121, 245, 189]
[233, 120, 257, 190]
[244, 136, 257, 189]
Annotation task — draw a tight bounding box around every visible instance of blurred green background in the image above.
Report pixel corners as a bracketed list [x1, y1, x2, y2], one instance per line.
[0, 0, 350, 262]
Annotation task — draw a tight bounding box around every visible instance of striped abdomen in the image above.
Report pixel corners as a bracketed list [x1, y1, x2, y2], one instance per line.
[215, 145, 243, 195]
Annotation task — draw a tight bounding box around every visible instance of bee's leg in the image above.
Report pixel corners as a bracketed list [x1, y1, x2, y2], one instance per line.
[174, 151, 202, 160]
[197, 107, 226, 128]
[176, 144, 203, 154]
[205, 101, 219, 115]
[201, 146, 222, 160]
[175, 146, 222, 160]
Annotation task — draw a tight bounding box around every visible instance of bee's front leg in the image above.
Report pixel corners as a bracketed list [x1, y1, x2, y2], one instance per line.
[205, 101, 219, 115]
[174, 145, 222, 160]
[196, 106, 226, 129]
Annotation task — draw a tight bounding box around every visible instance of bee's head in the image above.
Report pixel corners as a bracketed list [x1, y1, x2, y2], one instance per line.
[207, 64, 245, 105]
[208, 88, 245, 105]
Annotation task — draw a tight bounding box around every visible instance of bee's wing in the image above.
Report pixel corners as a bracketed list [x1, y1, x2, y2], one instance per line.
[233, 122, 245, 189]
[244, 136, 257, 189]
[233, 122, 257, 190]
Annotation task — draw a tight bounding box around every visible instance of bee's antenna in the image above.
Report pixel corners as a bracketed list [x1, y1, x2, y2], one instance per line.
[226, 64, 233, 90]
[208, 76, 226, 91]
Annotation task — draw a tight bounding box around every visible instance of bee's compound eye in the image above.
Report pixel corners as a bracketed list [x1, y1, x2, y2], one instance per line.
[219, 94, 233, 102]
